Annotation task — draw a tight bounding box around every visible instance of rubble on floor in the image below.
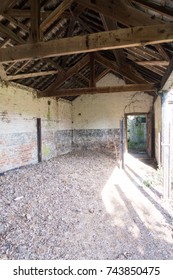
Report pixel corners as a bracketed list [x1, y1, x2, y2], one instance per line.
[0, 151, 173, 259]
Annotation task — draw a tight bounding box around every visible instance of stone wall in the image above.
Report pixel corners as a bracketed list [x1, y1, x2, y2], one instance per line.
[0, 82, 72, 173]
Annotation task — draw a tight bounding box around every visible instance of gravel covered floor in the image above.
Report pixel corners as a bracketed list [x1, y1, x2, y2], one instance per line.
[0, 151, 173, 260]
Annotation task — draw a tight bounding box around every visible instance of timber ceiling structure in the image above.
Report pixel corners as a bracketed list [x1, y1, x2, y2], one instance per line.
[0, 0, 173, 100]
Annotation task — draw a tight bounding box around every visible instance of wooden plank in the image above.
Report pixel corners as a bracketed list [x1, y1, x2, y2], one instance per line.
[0, 23, 173, 63]
[136, 60, 169, 66]
[77, 0, 161, 26]
[6, 70, 59, 80]
[38, 83, 157, 98]
[0, 22, 25, 44]
[40, 0, 73, 32]
[30, 0, 40, 42]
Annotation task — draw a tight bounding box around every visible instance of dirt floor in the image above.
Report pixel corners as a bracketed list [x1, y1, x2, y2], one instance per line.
[0, 151, 173, 260]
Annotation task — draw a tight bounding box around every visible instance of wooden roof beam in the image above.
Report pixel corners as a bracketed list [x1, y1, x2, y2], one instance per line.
[30, 0, 40, 42]
[132, 0, 173, 20]
[100, 14, 146, 83]
[136, 60, 169, 66]
[76, 0, 161, 26]
[95, 53, 147, 84]
[6, 70, 59, 80]
[42, 55, 89, 95]
[0, 23, 173, 63]
[38, 83, 157, 98]
[40, 0, 73, 32]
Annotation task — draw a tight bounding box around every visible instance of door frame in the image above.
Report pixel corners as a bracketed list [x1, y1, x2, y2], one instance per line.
[124, 112, 152, 156]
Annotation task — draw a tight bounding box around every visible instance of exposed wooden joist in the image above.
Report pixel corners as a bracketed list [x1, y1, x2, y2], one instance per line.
[40, 0, 73, 32]
[76, 0, 161, 26]
[14, 60, 32, 74]
[100, 14, 126, 66]
[100, 14, 146, 83]
[43, 55, 89, 93]
[0, 0, 16, 13]
[136, 60, 169, 66]
[2, 14, 29, 33]
[0, 23, 173, 63]
[95, 53, 146, 84]
[132, 0, 173, 20]
[30, 0, 40, 42]
[38, 83, 157, 98]
[0, 22, 25, 44]
[6, 70, 59, 80]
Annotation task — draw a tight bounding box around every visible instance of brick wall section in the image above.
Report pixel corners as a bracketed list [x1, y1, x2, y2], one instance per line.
[0, 82, 72, 173]
[73, 129, 120, 158]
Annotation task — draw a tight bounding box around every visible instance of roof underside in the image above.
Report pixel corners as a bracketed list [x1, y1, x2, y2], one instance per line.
[0, 0, 173, 100]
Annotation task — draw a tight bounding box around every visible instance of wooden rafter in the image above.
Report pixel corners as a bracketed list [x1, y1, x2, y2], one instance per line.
[132, 0, 173, 20]
[6, 70, 59, 81]
[1, 14, 29, 33]
[0, 23, 173, 63]
[40, 0, 73, 32]
[154, 45, 170, 62]
[38, 83, 157, 98]
[96, 69, 110, 83]
[42, 55, 89, 94]
[30, 0, 40, 42]
[76, 0, 161, 26]
[100, 15, 126, 66]
[100, 14, 145, 83]
[0, 22, 25, 44]
[95, 53, 146, 84]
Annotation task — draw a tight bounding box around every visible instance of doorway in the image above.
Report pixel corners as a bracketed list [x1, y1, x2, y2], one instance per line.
[126, 114, 147, 156]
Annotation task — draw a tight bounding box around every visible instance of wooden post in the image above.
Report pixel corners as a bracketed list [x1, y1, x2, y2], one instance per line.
[120, 119, 125, 169]
[37, 118, 42, 163]
[161, 91, 171, 200]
